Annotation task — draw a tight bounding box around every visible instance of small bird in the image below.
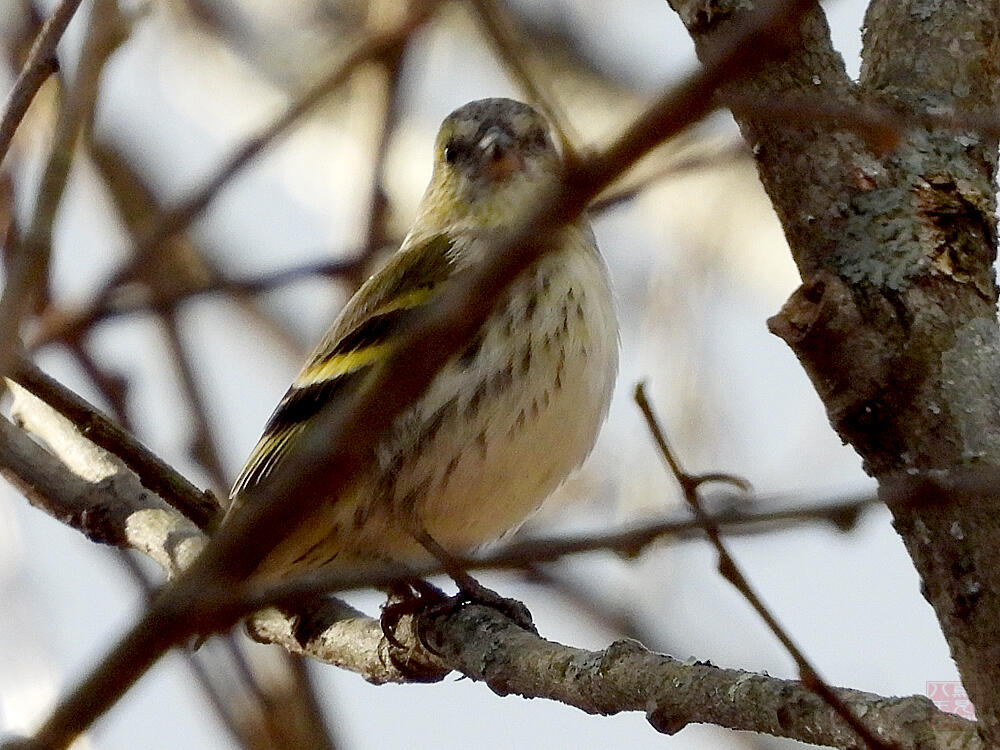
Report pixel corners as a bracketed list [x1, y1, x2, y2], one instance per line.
[226, 98, 618, 589]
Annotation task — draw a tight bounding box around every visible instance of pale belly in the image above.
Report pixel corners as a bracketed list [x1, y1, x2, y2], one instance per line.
[261, 245, 618, 577]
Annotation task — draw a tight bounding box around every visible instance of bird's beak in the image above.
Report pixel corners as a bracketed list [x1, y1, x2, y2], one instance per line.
[478, 128, 522, 181]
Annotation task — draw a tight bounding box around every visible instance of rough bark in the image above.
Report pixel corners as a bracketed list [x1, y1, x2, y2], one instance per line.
[667, 0, 1000, 743]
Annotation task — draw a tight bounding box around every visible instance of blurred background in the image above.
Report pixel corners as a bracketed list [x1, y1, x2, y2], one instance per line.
[0, 0, 963, 748]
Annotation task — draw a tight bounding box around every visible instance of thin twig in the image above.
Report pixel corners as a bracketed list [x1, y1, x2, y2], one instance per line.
[281, 655, 340, 750]
[351, 44, 407, 290]
[491, 0, 632, 95]
[35, 256, 366, 338]
[633, 382, 897, 750]
[519, 564, 670, 647]
[157, 307, 228, 492]
[113, 551, 257, 750]
[215, 634, 338, 750]
[81, 134, 306, 360]
[588, 142, 750, 215]
[66, 340, 134, 430]
[246, 493, 876, 608]
[0, 0, 85, 165]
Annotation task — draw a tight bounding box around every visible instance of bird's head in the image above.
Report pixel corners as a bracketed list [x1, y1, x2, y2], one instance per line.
[415, 98, 562, 231]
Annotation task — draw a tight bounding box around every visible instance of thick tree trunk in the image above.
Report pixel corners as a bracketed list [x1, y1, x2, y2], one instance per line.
[668, 0, 1000, 743]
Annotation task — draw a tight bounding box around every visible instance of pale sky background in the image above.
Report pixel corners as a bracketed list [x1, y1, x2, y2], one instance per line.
[0, 1, 962, 748]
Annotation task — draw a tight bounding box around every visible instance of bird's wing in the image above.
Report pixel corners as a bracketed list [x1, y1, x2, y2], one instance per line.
[227, 233, 457, 505]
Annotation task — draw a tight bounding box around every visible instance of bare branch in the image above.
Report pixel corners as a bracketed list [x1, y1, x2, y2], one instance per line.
[28, 0, 442, 351]
[245, 596, 986, 750]
[0, 385, 204, 575]
[352, 43, 406, 290]
[588, 141, 750, 215]
[156, 308, 229, 492]
[0, 366, 971, 749]
[635, 383, 895, 750]
[8, 356, 220, 531]
[82, 134, 306, 361]
[0, 0, 84, 165]
[35, 254, 364, 336]
[0, 0, 122, 377]
[427, 606, 978, 750]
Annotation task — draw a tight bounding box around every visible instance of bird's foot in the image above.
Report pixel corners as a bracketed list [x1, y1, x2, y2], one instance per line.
[444, 572, 536, 634]
[380, 574, 536, 653]
[380, 580, 448, 648]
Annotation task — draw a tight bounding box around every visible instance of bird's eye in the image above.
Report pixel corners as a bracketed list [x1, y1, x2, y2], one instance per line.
[443, 143, 458, 164]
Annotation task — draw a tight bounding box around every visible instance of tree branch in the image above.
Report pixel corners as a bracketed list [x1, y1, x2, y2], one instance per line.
[635, 382, 892, 750]
[0, 0, 122, 378]
[0, 365, 975, 749]
[27, 0, 442, 351]
[427, 606, 978, 750]
[0, 0, 84, 165]
[9, 356, 220, 531]
[1, 383, 204, 575]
